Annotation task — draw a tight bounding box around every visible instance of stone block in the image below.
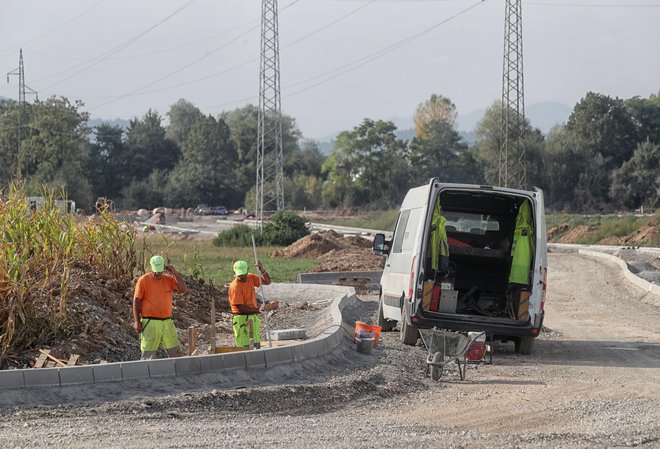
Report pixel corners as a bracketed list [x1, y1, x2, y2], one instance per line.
[221, 352, 247, 371]
[0, 369, 25, 389]
[23, 368, 60, 387]
[270, 329, 306, 341]
[148, 358, 176, 378]
[93, 363, 123, 383]
[59, 365, 94, 386]
[120, 361, 150, 380]
[244, 349, 266, 369]
[175, 357, 202, 376]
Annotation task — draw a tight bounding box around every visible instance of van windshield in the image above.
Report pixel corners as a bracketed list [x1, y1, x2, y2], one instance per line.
[443, 211, 500, 235]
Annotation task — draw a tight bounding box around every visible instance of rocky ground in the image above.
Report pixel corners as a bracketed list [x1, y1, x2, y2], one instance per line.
[0, 251, 659, 448]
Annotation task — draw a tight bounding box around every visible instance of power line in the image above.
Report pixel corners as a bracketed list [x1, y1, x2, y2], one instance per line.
[202, 0, 483, 112]
[34, 0, 199, 90]
[0, 1, 105, 54]
[526, 1, 660, 7]
[86, 0, 308, 110]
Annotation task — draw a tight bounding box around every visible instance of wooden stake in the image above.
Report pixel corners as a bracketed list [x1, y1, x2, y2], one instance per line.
[210, 298, 216, 354]
[187, 326, 196, 356]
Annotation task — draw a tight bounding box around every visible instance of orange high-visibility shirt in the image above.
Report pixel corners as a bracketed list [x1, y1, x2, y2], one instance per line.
[228, 273, 262, 314]
[134, 273, 179, 318]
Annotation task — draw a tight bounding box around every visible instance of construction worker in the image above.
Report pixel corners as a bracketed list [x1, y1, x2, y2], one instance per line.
[229, 260, 271, 349]
[132, 255, 187, 360]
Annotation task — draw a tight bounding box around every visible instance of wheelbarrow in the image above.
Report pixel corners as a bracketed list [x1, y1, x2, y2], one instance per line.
[418, 328, 488, 381]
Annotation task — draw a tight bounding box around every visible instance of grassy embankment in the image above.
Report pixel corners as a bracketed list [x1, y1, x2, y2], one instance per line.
[315, 209, 660, 247]
[136, 235, 318, 286]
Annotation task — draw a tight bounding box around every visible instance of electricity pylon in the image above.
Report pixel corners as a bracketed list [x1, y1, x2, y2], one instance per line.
[256, 0, 284, 228]
[7, 49, 38, 178]
[499, 0, 526, 189]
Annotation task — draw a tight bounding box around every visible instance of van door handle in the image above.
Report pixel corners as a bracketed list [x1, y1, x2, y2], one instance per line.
[386, 263, 390, 267]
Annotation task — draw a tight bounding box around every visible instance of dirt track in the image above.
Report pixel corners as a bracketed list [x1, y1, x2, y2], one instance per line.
[1, 252, 659, 448]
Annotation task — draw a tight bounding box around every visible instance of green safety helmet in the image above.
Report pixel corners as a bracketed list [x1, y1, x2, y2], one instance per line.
[233, 260, 249, 276]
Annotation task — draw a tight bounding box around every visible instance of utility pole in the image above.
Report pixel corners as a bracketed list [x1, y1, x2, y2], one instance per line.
[7, 49, 38, 178]
[256, 0, 284, 228]
[499, 0, 526, 189]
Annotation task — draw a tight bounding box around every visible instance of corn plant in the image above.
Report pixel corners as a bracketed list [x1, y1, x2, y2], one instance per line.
[0, 182, 137, 367]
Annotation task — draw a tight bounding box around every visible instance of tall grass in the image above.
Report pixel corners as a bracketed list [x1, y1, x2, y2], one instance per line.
[0, 182, 136, 365]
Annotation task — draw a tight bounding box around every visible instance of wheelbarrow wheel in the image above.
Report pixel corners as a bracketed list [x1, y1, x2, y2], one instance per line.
[431, 352, 443, 381]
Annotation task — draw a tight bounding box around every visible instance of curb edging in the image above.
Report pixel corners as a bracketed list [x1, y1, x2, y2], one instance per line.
[0, 283, 357, 391]
[578, 249, 660, 296]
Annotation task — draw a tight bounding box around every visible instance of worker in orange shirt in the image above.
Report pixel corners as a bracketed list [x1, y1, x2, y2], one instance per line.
[132, 255, 187, 360]
[229, 260, 271, 348]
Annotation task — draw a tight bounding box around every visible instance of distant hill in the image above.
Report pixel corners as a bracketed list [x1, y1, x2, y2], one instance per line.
[457, 102, 572, 133]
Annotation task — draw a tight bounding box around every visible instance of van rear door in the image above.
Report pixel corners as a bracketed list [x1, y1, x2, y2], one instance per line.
[381, 182, 434, 322]
[529, 188, 547, 329]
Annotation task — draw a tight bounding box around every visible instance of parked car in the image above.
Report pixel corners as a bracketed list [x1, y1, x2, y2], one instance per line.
[211, 206, 228, 215]
[195, 204, 212, 215]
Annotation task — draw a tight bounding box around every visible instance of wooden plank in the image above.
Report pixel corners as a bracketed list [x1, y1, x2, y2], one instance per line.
[34, 350, 49, 368]
[46, 361, 56, 368]
[67, 354, 80, 366]
[39, 348, 67, 367]
[187, 326, 196, 356]
[215, 346, 250, 354]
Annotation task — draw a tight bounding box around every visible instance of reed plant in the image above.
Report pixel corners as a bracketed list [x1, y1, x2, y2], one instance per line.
[0, 182, 136, 366]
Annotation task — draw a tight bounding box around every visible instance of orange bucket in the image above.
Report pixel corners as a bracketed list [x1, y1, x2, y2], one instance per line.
[353, 322, 382, 348]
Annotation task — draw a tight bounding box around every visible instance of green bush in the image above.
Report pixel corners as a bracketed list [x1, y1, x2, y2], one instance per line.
[212, 211, 309, 247]
[262, 210, 310, 246]
[213, 224, 263, 247]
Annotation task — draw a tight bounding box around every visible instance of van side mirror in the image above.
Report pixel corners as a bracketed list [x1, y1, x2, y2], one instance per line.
[373, 233, 389, 256]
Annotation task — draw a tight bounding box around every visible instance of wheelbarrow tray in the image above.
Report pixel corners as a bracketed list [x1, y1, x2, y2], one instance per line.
[419, 328, 485, 380]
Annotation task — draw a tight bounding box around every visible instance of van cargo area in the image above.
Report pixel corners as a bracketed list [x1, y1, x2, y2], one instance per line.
[374, 179, 547, 355]
[420, 189, 532, 325]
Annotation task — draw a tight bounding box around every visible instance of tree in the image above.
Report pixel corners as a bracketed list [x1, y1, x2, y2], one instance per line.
[610, 140, 660, 209]
[125, 110, 180, 183]
[221, 105, 303, 201]
[408, 116, 470, 183]
[322, 119, 410, 208]
[165, 114, 239, 207]
[566, 92, 638, 170]
[166, 99, 204, 149]
[624, 93, 660, 145]
[0, 99, 21, 182]
[285, 139, 325, 178]
[413, 94, 458, 140]
[474, 101, 544, 188]
[19, 97, 93, 208]
[87, 124, 129, 204]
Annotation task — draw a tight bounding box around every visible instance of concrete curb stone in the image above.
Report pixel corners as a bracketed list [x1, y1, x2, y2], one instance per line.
[0, 283, 356, 391]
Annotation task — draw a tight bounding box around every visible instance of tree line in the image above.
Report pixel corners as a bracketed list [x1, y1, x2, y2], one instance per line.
[0, 91, 657, 213]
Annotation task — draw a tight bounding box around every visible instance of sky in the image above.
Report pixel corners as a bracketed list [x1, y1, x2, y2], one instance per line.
[1, 0, 658, 140]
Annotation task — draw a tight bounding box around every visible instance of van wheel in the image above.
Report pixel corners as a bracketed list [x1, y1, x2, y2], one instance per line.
[377, 298, 396, 332]
[400, 318, 418, 346]
[515, 336, 535, 355]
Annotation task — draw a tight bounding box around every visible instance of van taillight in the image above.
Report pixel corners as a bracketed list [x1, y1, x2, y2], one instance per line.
[541, 267, 547, 311]
[408, 256, 417, 299]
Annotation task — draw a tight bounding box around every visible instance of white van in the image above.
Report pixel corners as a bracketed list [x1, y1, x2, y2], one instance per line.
[373, 179, 547, 354]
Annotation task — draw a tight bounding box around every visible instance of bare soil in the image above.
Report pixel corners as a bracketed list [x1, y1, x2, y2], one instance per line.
[0, 252, 658, 448]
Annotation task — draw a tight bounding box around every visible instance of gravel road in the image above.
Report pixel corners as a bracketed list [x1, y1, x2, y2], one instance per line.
[1, 252, 659, 448]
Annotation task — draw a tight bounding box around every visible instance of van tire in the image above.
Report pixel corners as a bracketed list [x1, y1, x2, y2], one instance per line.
[515, 336, 535, 355]
[377, 298, 396, 332]
[400, 318, 418, 346]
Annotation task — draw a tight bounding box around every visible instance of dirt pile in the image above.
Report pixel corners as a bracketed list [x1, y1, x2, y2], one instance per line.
[273, 230, 384, 272]
[5, 266, 229, 369]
